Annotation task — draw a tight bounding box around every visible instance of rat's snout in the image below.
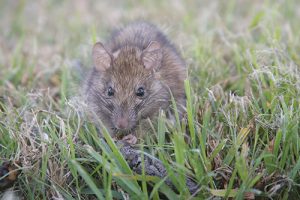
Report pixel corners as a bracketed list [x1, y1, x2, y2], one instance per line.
[115, 116, 129, 130]
[113, 107, 137, 131]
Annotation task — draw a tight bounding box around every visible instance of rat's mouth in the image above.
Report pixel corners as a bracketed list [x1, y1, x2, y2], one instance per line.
[112, 124, 137, 138]
[110, 109, 139, 138]
[112, 114, 138, 135]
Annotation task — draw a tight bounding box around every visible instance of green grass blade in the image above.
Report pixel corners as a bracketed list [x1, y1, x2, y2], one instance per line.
[71, 160, 105, 200]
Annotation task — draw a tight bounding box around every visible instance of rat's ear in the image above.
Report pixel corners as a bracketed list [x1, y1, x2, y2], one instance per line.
[92, 42, 111, 71]
[142, 41, 162, 70]
[112, 49, 120, 59]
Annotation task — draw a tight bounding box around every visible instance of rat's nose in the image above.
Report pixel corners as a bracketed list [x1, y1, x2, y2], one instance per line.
[115, 117, 129, 130]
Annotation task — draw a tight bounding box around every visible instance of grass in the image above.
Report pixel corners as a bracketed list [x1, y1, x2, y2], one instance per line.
[0, 0, 300, 199]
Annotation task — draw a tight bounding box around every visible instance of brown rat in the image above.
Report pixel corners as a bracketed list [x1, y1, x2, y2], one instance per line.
[84, 22, 186, 137]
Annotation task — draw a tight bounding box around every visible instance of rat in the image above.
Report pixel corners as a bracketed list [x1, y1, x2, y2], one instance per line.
[84, 22, 186, 138]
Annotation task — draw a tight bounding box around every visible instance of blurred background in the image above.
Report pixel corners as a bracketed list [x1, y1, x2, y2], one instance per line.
[1, 0, 299, 103]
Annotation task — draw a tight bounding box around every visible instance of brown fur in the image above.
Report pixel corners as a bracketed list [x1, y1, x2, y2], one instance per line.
[85, 22, 186, 136]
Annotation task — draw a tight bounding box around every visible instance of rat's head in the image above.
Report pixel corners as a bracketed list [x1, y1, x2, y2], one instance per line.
[89, 41, 170, 135]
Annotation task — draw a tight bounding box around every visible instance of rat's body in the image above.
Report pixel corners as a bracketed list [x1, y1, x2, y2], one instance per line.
[85, 22, 186, 136]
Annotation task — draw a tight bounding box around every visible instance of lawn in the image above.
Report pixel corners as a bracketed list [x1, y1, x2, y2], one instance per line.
[0, 0, 300, 199]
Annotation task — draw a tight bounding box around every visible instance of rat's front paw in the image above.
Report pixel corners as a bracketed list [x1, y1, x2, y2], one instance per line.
[121, 134, 137, 145]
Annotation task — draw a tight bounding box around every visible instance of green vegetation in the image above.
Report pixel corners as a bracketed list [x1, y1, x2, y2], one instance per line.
[0, 1, 299, 199]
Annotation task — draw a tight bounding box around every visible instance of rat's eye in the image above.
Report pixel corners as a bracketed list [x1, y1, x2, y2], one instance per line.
[107, 87, 114, 96]
[136, 87, 145, 97]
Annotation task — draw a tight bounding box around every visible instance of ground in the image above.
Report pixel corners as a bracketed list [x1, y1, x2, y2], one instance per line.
[0, 0, 300, 199]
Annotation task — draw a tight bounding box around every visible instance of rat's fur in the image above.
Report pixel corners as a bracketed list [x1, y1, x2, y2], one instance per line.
[85, 22, 186, 136]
